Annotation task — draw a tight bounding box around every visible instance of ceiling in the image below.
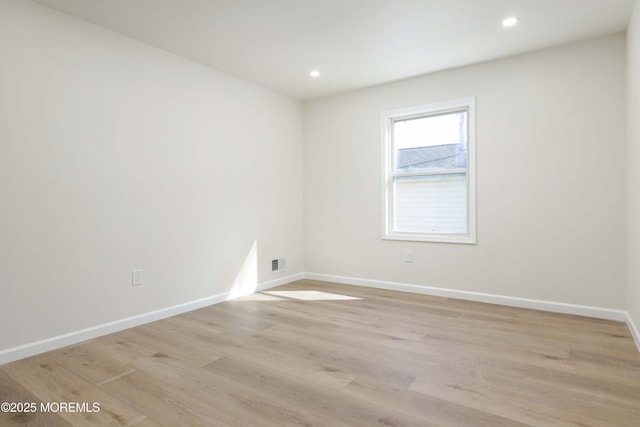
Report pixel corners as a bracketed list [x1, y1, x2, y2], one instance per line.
[33, 0, 635, 100]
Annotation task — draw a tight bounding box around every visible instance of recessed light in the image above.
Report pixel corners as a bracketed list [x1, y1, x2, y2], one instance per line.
[309, 70, 320, 78]
[502, 16, 519, 27]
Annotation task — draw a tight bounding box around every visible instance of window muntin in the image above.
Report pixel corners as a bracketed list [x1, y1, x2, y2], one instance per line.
[382, 98, 476, 244]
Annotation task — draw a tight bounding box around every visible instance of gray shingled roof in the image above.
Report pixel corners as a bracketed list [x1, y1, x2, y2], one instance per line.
[397, 144, 467, 173]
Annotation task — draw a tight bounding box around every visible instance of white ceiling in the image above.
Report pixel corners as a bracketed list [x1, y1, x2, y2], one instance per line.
[33, 0, 635, 100]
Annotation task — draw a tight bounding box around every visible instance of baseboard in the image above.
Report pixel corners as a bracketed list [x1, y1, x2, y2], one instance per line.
[302, 272, 628, 322]
[3, 271, 634, 364]
[256, 272, 305, 293]
[0, 272, 304, 365]
[626, 312, 640, 352]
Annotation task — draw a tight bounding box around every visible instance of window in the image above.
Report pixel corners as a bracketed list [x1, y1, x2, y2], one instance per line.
[382, 97, 476, 244]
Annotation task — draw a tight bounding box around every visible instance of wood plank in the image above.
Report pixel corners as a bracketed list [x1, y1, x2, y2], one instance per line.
[53, 345, 136, 386]
[129, 417, 165, 427]
[1, 280, 639, 426]
[2, 355, 146, 426]
[125, 354, 329, 426]
[0, 369, 72, 427]
[202, 356, 433, 427]
[81, 334, 157, 365]
[341, 378, 531, 427]
[99, 370, 228, 427]
[114, 326, 222, 367]
[196, 331, 357, 390]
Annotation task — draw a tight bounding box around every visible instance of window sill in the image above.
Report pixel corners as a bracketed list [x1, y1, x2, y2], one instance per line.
[382, 233, 476, 245]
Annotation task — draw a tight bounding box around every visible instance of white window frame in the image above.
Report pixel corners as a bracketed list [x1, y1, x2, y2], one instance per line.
[381, 97, 476, 244]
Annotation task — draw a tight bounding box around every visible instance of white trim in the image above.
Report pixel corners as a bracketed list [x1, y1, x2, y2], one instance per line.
[626, 312, 640, 352]
[256, 272, 304, 292]
[382, 233, 476, 244]
[394, 169, 468, 178]
[0, 273, 304, 365]
[381, 96, 477, 245]
[303, 272, 628, 322]
[4, 271, 636, 364]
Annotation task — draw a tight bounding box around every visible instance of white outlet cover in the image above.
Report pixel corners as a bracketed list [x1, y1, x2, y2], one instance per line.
[404, 250, 413, 263]
[132, 269, 143, 286]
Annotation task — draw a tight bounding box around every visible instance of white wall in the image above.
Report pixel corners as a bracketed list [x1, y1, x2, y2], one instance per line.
[627, 1, 640, 342]
[0, 0, 632, 357]
[0, 0, 303, 352]
[304, 35, 627, 309]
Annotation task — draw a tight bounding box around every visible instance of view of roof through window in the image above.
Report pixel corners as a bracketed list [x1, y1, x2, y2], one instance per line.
[394, 111, 467, 173]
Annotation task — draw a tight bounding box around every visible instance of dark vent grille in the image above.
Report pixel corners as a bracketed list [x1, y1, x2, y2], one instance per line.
[271, 258, 286, 273]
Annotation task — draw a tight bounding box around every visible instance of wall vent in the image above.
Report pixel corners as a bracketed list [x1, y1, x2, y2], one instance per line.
[271, 257, 286, 273]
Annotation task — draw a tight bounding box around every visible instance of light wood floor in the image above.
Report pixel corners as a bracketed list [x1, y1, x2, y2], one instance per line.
[1, 280, 639, 426]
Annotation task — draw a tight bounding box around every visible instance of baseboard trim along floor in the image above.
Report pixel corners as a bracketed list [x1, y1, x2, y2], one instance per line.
[2, 270, 638, 364]
[626, 311, 640, 352]
[303, 272, 640, 353]
[0, 273, 303, 365]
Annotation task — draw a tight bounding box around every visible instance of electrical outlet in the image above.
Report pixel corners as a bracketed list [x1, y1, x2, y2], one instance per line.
[132, 268, 143, 286]
[404, 250, 413, 263]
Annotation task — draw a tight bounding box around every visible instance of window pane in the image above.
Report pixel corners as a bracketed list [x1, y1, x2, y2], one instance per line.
[394, 174, 467, 234]
[394, 111, 467, 173]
